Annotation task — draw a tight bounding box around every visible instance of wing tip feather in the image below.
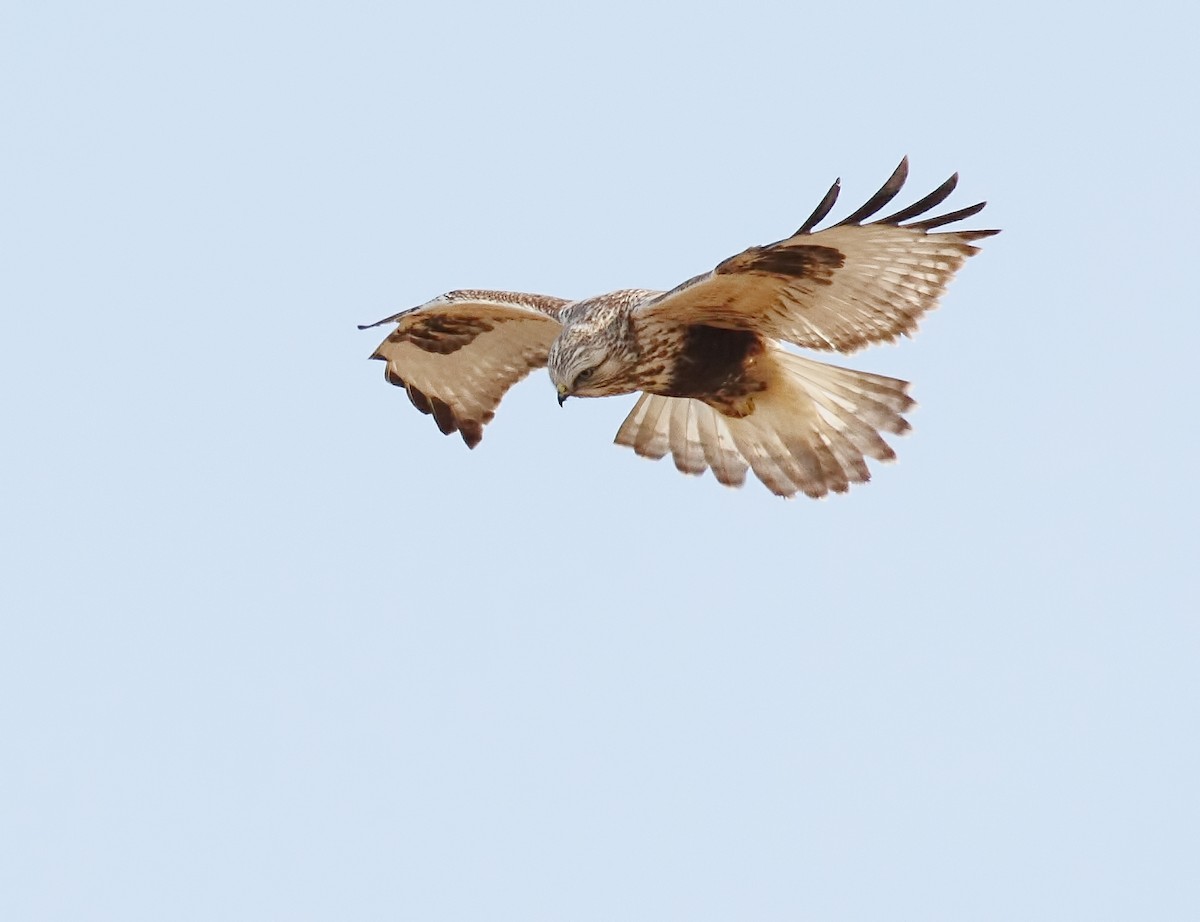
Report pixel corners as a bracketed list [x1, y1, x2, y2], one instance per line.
[794, 177, 842, 236]
[911, 200, 988, 231]
[797, 161, 997, 237]
[877, 172, 959, 225]
[405, 384, 433, 415]
[835, 156, 910, 227]
[460, 421, 484, 449]
[429, 397, 459, 436]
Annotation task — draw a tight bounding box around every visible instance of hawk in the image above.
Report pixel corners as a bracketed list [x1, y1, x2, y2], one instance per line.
[361, 158, 998, 498]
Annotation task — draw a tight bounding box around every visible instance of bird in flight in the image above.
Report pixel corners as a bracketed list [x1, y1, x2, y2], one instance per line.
[360, 158, 998, 498]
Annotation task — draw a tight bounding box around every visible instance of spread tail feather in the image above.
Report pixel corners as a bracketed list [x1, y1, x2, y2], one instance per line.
[613, 351, 913, 498]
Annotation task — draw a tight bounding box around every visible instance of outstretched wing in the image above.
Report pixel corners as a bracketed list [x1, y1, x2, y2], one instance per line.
[633, 158, 999, 353]
[360, 291, 567, 447]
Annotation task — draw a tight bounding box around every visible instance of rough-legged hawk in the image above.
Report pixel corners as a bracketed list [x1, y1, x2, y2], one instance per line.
[361, 158, 998, 498]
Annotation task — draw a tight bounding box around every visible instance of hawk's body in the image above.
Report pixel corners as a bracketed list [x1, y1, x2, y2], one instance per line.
[361, 159, 998, 498]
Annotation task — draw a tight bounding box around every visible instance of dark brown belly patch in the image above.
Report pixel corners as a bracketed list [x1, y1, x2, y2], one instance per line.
[662, 325, 768, 415]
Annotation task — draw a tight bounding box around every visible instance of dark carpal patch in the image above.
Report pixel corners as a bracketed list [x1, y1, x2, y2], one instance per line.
[666, 325, 765, 400]
[393, 315, 498, 355]
[717, 243, 844, 285]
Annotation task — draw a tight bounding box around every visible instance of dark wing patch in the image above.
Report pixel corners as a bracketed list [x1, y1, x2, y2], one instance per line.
[716, 243, 844, 285]
[386, 314, 499, 355]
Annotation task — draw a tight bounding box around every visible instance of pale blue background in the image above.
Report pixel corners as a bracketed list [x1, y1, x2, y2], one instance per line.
[2, 2, 1196, 919]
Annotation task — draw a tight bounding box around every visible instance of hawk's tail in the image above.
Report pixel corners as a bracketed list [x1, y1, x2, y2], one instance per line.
[613, 350, 914, 498]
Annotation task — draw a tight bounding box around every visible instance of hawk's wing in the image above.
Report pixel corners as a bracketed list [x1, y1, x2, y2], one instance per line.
[360, 291, 567, 447]
[633, 158, 999, 353]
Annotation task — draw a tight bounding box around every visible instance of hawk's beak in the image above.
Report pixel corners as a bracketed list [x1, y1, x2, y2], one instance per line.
[556, 383, 570, 407]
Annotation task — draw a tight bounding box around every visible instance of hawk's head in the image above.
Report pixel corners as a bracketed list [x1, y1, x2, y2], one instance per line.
[547, 325, 622, 404]
[547, 295, 642, 404]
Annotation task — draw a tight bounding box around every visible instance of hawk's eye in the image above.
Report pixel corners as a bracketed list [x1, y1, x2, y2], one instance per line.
[576, 367, 595, 383]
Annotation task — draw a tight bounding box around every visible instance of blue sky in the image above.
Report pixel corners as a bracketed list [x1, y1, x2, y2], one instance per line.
[2, 2, 1196, 919]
